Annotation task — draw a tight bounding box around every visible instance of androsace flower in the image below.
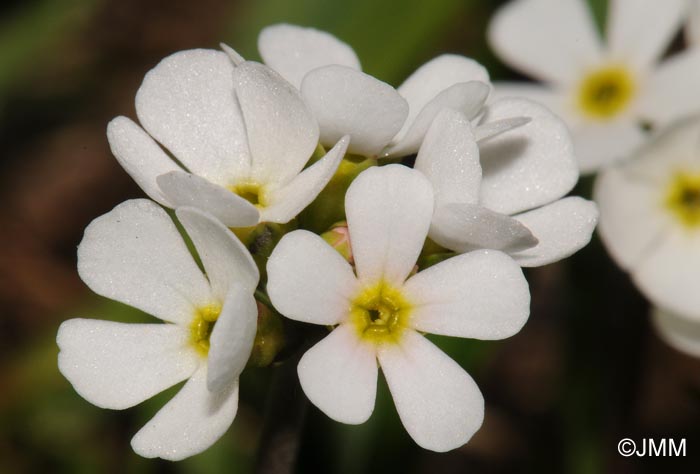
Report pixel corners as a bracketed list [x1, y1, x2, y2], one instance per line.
[595, 116, 700, 324]
[107, 49, 349, 228]
[266, 165, 530, 451]
[57, 199, 260, 460]
[415, 106, 598, 267]
[489, 0, 700, 172]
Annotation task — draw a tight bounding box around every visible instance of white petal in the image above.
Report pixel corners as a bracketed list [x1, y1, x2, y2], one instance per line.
[135, 49, 250, 184]
[430, 203, 538, 254]
[301, 65, 408, 157]
[219, 43, 244, 65]
[607, 0, 687, 71]
[652, 308, 700, 358]
[131, 366, 239, 461]
[267, 230, 358, 325]
[511, 197, 598, 267]
[157, 171, 260, 228]
[107, 117, 180, 206]
[298, 324, 377, 424]
[176, 207, 259, 302]
[490, 82, 567, 115]
[474, 117, 531, 143]
[260, 136, 349, 224]
[233, 61, 320, 185]
[346, 165, 433, 286]
[413, 108, 481, 207]
[77, 199, 211, 325]
[404, 250, 530, 339]
[571, 119, 647, 173]
[687, 1, 700, 46]
[638, 49, 700, 127]
[207, 285, 257, 393]
[479, 98, 578, 214]
[57, 319, 198, 410]
[488, 0, 602, 85]
[258, 24, 361, 89]
[377, 331, 484, 452]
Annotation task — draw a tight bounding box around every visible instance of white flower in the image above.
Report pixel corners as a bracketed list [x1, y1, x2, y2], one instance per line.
[415, 107, 598, 267]
[489, 0, 700, 173]
[57, 199, 259, 460]
[595, 116, 700, 323]
[266, 165, 530, 451]
[652, 308, 700, 358]
[107, 49, 349, 228]
[687, 0, 700, 45]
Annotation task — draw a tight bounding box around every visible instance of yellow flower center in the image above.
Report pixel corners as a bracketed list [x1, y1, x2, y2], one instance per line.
[229, 181, 268, 208]
[577, 66, 635, 120]
[665, 171, 700, 228]
[189, 303, 222, 356]
[349, 281, 412, 344]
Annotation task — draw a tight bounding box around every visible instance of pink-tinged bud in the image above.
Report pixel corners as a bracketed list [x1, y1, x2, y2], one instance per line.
[321, 222, 353, 263]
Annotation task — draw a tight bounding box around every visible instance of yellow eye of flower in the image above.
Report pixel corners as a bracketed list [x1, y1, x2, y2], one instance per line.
[578, 66, 635, 120]
[229, 181, 267, 207]
[190, 303, 222, 356]
[349, 282, 412, 344]
[665, 172, 700, 228]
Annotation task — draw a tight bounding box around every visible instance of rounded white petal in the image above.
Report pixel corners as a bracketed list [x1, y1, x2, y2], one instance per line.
[258, 24, 361, 89]
[298, 324, 377, 424]
[157, 171, 260, 228]
[377, 331, 484, 452]
[479, 98, 578, 214]
[131, 366, 239, 461]
[267, 230, 358, 325]
[404, 250, 530, 339]
[474, 117, 531, 143]
[135, 49, 250, 184]
[488, 0, 602, 85]
[652, 308, 700, 358]
[571, 119, 647, 173]
[233, 61, 320, 185]
[77, 199, 211, 325]
[107, 116, 180, 206]
[301, 65, 408, 157]
[57, 319, 198, 410]
[607, 0, 687, 71]
[511, 197, 598, 267]
[490, 82, 567, 116]
[176, 207, 259, 302]
[346, 165, 434, 286]
[219, 43, 244, 65]
[261, 136, 349, 224]
[207, 285, 257, 393]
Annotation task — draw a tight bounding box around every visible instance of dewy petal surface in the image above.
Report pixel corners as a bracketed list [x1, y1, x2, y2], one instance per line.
[258, 24, 361, 89]
[298, 324, 378, 425]
[135, 49, 250, 184]
[233, 61, 320, 184]
[301, 65, 408, 157]
[267, 230, 358, 325]
[652, 308, 700, 357]
[479, 98, 577, 214]
[131, 366, 239, 461]
[77, 199, 211, 325]
[404, 250, 530, 339]
[377, 331, 484, 452]
[511, 197, 599, 267]
[345, 165, 434, 286]
[107, 116, 180, 207]
[488, 0, 602, 85]
[57, 319, 198, 410]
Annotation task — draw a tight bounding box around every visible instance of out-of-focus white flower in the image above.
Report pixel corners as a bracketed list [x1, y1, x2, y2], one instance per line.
[489, 0, 700, 173]
[687, 0, 700, 45]
[107, 50, 349, 228]
[595, 116, 700, 321]
[57, 199, 259, 460]
[266, 165, 530, 452]
[416, 107, 598, 267]
[652, 308, 700, 358]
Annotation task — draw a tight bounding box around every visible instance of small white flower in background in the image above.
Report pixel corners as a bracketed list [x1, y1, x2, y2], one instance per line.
[415, 107, 598, 267]
[595, 116, 700, 349]
[489, 0, 700, 173]
[107, 50, 349, 228]
[266, 165, 530, 451]
[57, 199, 259, 460]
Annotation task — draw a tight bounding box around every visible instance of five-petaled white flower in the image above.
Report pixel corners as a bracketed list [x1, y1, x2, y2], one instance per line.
[107, 50, 349, 228]
[57, 199, 259, 460]
[489, 0, 700, 173]
[266, 165, 530, 452]
[595, 116, 700, 356]
[415, 107, 598, 267]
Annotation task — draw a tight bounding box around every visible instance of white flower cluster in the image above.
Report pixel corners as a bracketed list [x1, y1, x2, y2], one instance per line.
[57, 24, 597, 460]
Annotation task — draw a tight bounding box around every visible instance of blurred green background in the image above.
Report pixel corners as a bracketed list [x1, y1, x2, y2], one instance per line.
[1, 0, 698, 473]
